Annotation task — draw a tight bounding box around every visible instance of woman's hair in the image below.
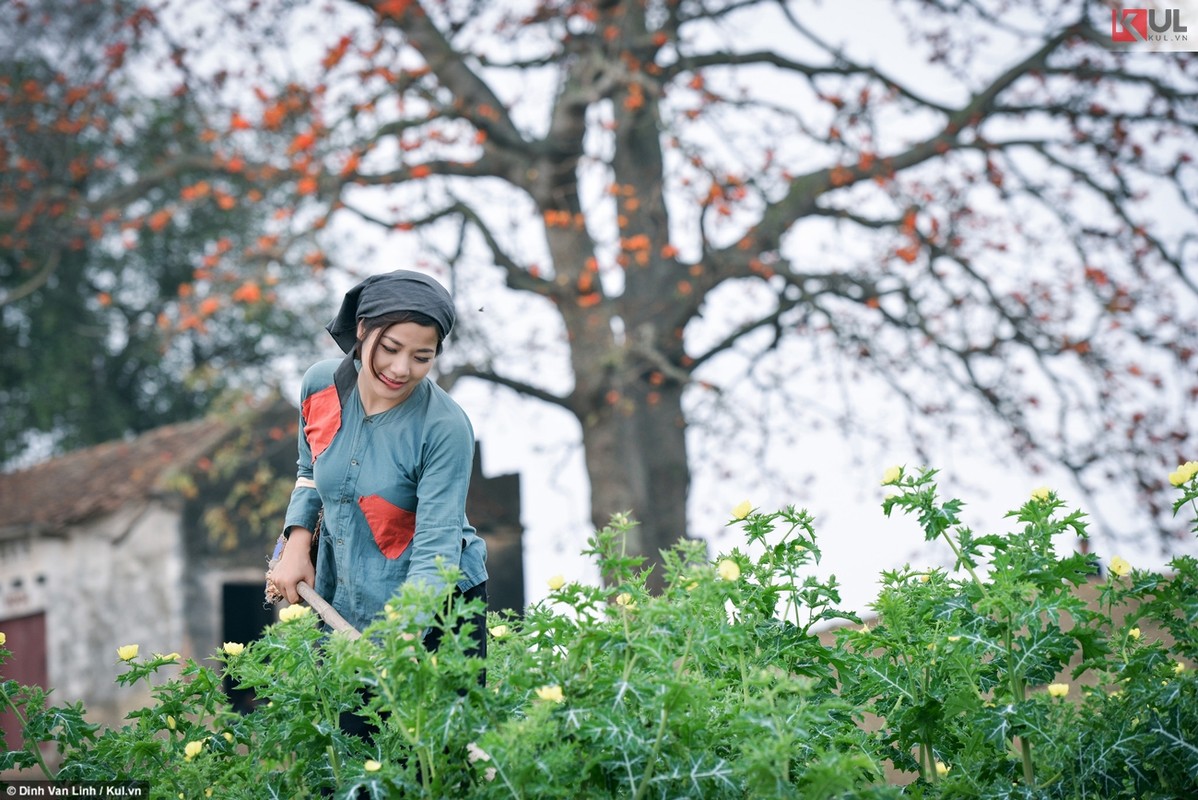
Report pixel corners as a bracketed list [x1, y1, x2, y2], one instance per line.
[356, 309, 445, 378]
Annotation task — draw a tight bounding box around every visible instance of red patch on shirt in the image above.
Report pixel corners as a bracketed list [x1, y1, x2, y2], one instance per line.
[301, 384, 341, 461]
[358, 495, 417, 559]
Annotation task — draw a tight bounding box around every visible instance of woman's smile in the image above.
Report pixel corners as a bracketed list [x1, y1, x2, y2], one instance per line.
[378, 373, 407, 390]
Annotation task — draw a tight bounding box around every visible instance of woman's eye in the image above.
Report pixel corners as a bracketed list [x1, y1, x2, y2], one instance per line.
[416, 357, 432, 364]
[381, 345, 398, 354]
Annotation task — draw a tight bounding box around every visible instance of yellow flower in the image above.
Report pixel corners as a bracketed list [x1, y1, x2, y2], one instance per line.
[547, 575, 565, 591]
[364, 759, 382, 773]
[717, 558, 741, 582]
[488, 625, 509, 639]
[1047, 683, 1070, 698]
[947, 635, 961, 642]
[935, 760, 950, 777]
[166, 715, 176, 730]
[1168, 461, 1198, 486]
[184, 740, 204, 761]
[1108, 556, 1131, 577]
[117, 644, 139, 661]
[1031, 486, 1051, 502]
[881, 465, 903, 486]
[278, 604, 311, 622]
[1174, 661, 1186, 675]
[1128, 627, 1141, 640]
[157, 652, 181, 662]
[731, 500, 753, 520]
[223, 732, 234, 743]
[0, 632, 6, 647]
[615, 592, 635, 608]
[535, 684, 565, 703]
[222, 642, 245, 656]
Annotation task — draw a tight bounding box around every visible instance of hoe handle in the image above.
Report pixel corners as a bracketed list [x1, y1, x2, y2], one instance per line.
[295, 580, 362, 640]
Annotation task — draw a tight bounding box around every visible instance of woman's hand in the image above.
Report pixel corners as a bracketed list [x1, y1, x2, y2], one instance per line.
[271, 528, 316, 604]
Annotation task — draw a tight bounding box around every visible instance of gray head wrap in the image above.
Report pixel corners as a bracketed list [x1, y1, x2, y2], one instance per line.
[325, 270, 456, 353]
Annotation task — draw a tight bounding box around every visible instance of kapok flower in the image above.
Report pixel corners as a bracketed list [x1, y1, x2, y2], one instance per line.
[881, 465, 903, 486]
[364, 760, 382, 773]
[1031, 486, 1051, 502]
[1108, 556, 1131, 577]
[935, 760, 950, 777]
[535, 684, 565, 703]
[222, 642, 245, 656]
[1047, 683, 1070, 698]
[488, 625, 509, 639]
[466, 741, 492, 764]
[117, 644, 139, 661]
[731, 500, 753, 520]
[184, 740, 204, 761]
[278, 605, 311, 622]
[547, 575, 565, 591]
[717, 558, 741, 582]
[1168, 460, 1198, 487]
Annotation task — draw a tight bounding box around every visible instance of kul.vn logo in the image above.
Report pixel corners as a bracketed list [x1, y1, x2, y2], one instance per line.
[1112, 7, 1189, 42]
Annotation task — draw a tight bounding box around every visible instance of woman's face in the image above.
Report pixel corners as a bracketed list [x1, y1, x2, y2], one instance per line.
[356, 320, 439, 410]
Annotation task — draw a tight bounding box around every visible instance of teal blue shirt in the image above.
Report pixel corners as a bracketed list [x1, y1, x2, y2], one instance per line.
[283, 357, 488, 632]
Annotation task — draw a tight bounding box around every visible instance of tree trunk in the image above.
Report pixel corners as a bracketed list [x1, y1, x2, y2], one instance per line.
[580, 377, 691, 593]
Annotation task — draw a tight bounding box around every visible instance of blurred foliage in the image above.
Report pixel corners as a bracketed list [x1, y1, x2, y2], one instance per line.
[0, 1, 319, 467]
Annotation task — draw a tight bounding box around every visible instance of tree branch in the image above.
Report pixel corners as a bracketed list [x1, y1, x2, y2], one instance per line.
[439, 363, 576, 414]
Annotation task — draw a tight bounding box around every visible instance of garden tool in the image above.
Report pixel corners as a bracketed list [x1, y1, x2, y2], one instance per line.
[296, 580, 362, 640]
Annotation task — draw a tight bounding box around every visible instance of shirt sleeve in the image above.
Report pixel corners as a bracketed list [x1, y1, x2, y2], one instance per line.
[405, 408, 475, 591]
[282, 367, 326, 538]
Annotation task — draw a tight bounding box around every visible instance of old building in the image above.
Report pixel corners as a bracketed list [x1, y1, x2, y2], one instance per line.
[0, 396, 523, 744]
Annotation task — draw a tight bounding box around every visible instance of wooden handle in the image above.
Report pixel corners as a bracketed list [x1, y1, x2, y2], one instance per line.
[295, 580, 362, 640]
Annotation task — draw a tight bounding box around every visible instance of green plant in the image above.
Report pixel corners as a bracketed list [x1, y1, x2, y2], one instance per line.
[2, 466, 1196, 798]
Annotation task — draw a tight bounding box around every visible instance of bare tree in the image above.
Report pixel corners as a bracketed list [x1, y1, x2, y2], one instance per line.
[5, 0, 1197, 584]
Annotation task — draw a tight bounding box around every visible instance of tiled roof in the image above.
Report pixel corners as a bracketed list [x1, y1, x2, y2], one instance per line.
[0, 413, 239, 536]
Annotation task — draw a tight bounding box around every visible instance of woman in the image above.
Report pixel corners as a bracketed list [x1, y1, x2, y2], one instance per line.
[269, 269, 488, 661]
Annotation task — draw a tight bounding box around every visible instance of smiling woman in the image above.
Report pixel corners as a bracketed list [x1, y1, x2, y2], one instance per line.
[267, 270, 488, 697]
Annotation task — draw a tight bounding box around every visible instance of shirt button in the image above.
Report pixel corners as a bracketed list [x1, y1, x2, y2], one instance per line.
[337, 538, 343, 545]
[351, 459, 359, 466]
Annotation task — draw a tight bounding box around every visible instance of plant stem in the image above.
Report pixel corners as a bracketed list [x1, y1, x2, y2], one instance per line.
[634, 706, 670, 800]
[1004, 627, 1035, 785]
[0, 691, 54, 779]
[941, 529, 986, 593]
[633, 627, 694, 800]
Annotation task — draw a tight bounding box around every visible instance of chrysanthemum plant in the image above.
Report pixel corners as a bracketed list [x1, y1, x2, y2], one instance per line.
[1, 466, 1195, 798]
